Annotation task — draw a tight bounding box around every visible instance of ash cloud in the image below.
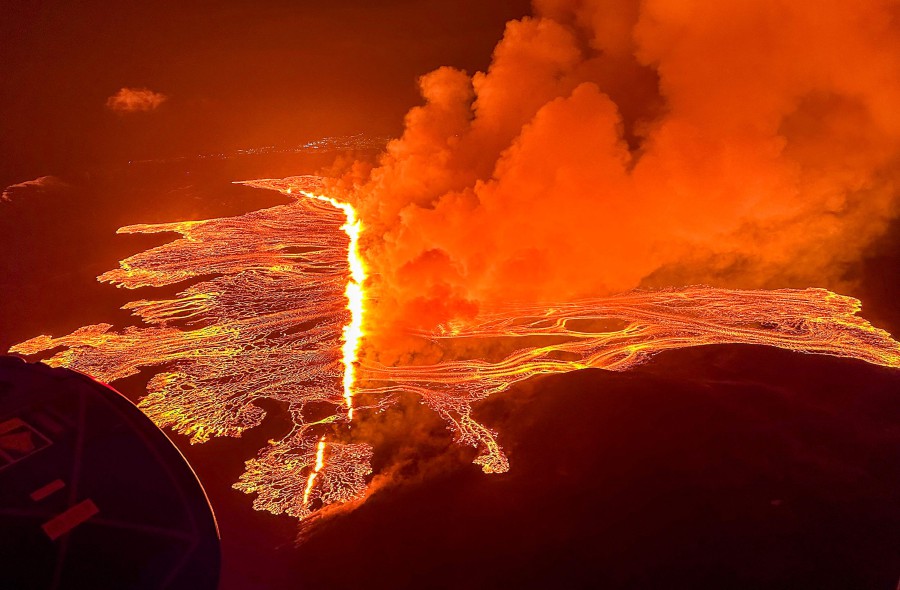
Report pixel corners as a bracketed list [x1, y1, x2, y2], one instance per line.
[331, 0, 900, 345]
[106, 87, 168, 113]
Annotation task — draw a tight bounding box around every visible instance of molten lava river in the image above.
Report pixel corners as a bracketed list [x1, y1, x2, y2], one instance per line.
[11, 175, 900, 522]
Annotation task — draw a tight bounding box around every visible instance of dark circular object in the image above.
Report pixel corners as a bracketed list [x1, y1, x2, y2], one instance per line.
[0, 356, 220, 590]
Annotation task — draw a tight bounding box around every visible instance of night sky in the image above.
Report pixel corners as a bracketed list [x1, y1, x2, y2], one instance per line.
[2, 2, 900, 589]
[0, 0, 529, 187]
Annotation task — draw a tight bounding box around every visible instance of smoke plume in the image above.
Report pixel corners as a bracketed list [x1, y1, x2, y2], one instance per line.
[330, 0, 900, 345]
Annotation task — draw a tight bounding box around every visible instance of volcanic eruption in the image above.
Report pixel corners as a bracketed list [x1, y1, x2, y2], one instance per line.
[10, 0, 900, 524]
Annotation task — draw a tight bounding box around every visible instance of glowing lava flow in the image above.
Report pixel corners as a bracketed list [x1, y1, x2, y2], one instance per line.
[10, 175, 900, 522]
[303, 437, 327, 507]
[288, 186, 366, 420]
[283, 185, 366, 511]
[11, 176, 374, 519]
[359, 286, 900, 473]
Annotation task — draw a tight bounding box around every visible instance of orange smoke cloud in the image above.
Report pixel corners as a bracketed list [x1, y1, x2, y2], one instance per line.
[106, 87, 168, 113]
[332, 0, 900, 340]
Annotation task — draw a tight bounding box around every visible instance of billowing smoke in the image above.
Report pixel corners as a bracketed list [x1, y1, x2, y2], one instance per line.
[329, 0, 900, 347]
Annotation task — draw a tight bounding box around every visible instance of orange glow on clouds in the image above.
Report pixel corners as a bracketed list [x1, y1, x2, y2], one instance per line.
[106, 87, 168, 113]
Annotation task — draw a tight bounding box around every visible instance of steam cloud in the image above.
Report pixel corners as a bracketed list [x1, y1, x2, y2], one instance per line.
[333, 0, 900, 344]
[106, 87, 168, 113]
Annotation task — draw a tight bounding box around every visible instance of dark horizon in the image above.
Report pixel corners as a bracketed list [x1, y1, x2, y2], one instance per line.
[0, 0, 530, 187]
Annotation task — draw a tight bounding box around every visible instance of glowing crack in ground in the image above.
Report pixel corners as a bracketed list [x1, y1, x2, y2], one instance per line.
[11, 175, 900, 520]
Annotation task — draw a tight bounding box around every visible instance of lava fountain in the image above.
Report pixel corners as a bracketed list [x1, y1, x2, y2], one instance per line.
[10, 175, 900, 521]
